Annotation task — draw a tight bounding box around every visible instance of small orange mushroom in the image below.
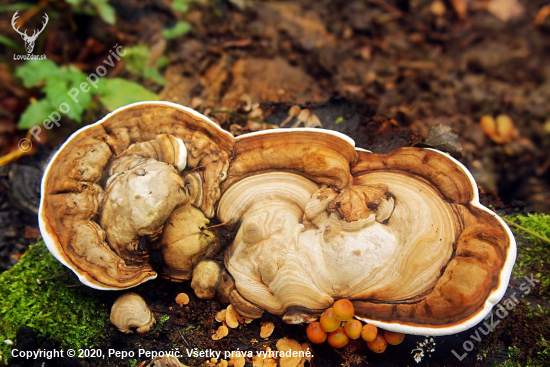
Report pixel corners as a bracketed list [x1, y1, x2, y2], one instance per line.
[333, 299, 354, 321]
[383, 330, 405, 345]
[343, 319, 362, 339]
[306, 322, 327, 344]
[361, 324, 378, 342]
[319, 308, 340, 332]
[367, 333, 387, 353]
[327, 327, 349, 348]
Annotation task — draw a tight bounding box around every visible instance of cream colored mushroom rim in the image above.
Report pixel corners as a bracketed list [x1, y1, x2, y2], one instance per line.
[39, 101, 516, 336]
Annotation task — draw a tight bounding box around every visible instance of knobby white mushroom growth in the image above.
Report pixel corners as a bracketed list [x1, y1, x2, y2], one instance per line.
[39, 101, 516, 336]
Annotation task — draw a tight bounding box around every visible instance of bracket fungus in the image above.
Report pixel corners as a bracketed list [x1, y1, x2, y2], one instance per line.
[40, 102, 232, 290]
[217, 130, 516, 336]
[110, 292, 155, 334]
[40, 102, 515, 336]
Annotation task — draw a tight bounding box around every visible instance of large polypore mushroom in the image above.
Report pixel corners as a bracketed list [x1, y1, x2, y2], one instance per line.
[40, 102, 515, 336]
[217, 130, 516, 335]
[40, 102, 233, 290]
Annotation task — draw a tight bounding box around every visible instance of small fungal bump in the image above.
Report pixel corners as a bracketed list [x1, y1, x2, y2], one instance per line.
[215, 309, 227, 323]
[319, 308, 340, 332]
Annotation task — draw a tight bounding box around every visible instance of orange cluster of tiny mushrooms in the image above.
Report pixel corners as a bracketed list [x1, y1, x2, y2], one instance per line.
[306, 299, 405, 352]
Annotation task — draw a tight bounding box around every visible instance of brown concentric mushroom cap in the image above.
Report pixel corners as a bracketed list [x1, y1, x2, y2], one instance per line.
[40, 102, 516, 336]
[350, 148, 516, 335]
[39, 102, 233, 290]
[218, 138, 516, 335]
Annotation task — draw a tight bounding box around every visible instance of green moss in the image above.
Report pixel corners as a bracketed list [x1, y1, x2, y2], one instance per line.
[508, 345, 520, 358]
[504, 213, 549, 288]
[157, 314, 170, 325]
[490, 213, 550, 367]
[0, 240, 108, 362]
[537, 335, 550, 361]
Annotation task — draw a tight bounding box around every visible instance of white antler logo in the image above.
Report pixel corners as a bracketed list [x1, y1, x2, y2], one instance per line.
[12, 11, 49, 54]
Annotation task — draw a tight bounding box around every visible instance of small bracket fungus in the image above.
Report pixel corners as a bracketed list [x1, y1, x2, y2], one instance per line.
[225, 304, 243, 329]
[260, 321, 275, 339]
[175, 292, 190, 307]
[212, 325, 229, 340]
[40, 102, 516, 337]
[110, 292, 155, 334]
[276, 338, 311, 367]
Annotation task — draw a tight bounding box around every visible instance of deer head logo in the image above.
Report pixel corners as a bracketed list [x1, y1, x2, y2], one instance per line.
[12, 11, 49, 54]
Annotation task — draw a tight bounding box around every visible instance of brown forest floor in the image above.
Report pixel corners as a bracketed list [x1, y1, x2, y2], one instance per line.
[0, 0, 549, 366]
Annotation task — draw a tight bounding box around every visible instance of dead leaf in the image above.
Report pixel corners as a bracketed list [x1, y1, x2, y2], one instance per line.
[424, 124, 463, 155]
[24, 226, 41, 239]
